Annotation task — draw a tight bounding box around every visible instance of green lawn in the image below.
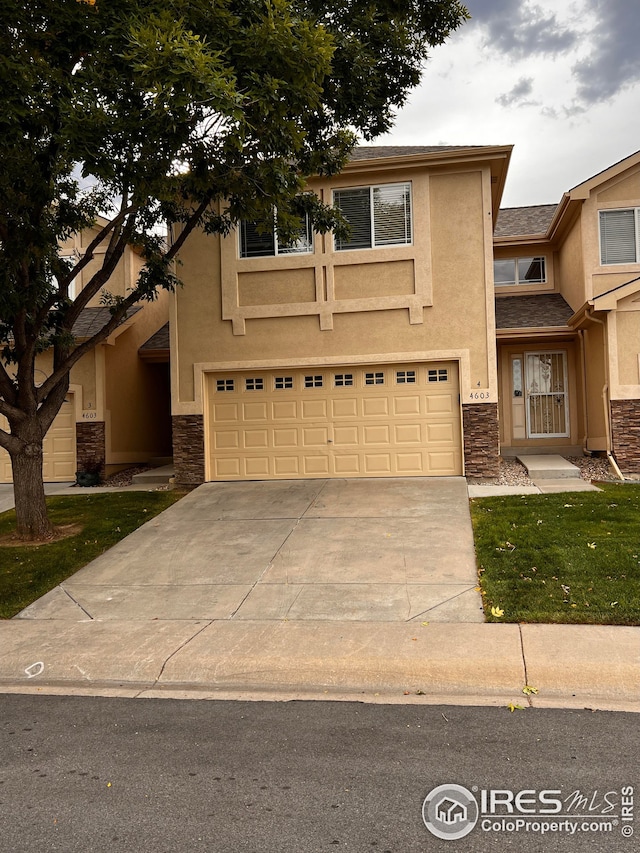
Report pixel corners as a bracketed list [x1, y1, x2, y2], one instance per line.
[470, 483, 640, 625]
[0, 490, 183, 619]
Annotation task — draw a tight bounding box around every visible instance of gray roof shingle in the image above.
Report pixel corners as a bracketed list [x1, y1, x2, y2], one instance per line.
[495, 204, 557, 238]
[495, 294, 574, 329]
[350, 145, 491, 161]
[72, 306, 141, 338]
[140, 322, 169, 351]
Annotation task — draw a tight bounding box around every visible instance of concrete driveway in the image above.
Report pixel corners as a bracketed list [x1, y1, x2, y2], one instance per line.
[18, 478, 484, 624]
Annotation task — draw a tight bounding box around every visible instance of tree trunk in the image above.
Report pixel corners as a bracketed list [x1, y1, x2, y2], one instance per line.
[11, 441, 53, 540]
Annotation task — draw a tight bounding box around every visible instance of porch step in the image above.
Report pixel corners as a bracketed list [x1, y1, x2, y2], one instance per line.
[131, 464, 175, 485]
[516, 454, 581, 480]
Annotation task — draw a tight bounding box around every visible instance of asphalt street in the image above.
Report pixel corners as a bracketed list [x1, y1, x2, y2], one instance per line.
[1, 695, 638, 852]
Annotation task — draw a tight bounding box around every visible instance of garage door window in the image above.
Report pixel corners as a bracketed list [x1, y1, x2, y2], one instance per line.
[365, 372, 385, 385]
[275, 376, 294, 389]
[245, 378, 264, 391]
[304, 375, 324, 388]
[428, 369, 449, 382]
[217, 378, 235, 391]
[334, 373, 354, 387]
[396, 370, 416, 384]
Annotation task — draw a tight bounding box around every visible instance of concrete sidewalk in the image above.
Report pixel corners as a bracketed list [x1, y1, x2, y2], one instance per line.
[0, 478, 638, 711]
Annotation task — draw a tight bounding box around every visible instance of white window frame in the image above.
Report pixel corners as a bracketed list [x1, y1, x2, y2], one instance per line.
[238, 213, 313, 259]
[493, 256, 547, 286]
[333, 182, 412, 251]
[599, 207, 640, 265]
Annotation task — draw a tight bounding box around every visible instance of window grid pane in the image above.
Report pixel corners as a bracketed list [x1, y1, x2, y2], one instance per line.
[245, 378, 264, 391]
[304, 375, 323, 388]
[428, 369, 448, 383]
[396, 370, 416, 384]
[365, 372, 385, 385]
[334, 373, 354, 387]
[216, 379, 235, 392]
[274, 376, 294, 390]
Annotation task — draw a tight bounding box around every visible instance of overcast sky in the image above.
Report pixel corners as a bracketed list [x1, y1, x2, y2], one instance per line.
[377, 0, 640, 209]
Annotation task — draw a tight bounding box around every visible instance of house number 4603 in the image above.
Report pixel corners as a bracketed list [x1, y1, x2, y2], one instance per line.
[469, 392, 490, 400]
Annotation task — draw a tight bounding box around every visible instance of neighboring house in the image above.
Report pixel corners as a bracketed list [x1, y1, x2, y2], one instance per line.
[171, 145, 512, 484]
[0, 219, 171, 482]
[495, 150, 640, 473]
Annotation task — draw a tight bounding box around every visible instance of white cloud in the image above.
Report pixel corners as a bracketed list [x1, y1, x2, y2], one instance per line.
[377, 0, 640, 206]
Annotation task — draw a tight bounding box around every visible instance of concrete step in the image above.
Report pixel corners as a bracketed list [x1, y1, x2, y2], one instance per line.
[516, 454, 581, 480]
[131, 464, 175, 485]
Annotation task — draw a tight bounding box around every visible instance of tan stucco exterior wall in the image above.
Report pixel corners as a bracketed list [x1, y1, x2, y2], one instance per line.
[172, 164, 497, 416]
[556, 216, 585, 311]
[104, 291, 171, 464]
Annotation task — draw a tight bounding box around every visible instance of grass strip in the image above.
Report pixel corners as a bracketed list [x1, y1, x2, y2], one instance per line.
[470, 483, 640, 625]
[0, 491, 183, 619]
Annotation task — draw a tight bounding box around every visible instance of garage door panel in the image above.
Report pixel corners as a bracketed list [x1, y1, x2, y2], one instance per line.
[273, 428, 298, 448]
[244, 429, 269, 449]
[333, 426, 359, 446]
[301, 400, 327, 420]
[363, 398, 389, 417]
[393, 396, 421, 416]
[363, 425, 390, 445]
[303, 426, 329, 446]
[363, 454, 392, 474]
[395, 424, 422, 444]
[272, 401, 297, 420]
[213, 403, 239, 421]
[214, 430, 240, 449]
[332, 398, 358, 418]
[426, 394, 455, 414]
[0, 396, 76, 483]
[426, 423, 456, 443]
[206, 364, 461, 480]
[242, 402, 268, 421]
[334, 455, 360, 475]
[303, 456, 330, 475]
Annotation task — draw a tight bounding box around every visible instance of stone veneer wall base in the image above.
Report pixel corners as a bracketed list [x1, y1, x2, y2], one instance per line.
[75, 422, 106, 474]
[610, 399, 640, 473]
[463, 403, 500, 479]
[172, 414, 206, 485]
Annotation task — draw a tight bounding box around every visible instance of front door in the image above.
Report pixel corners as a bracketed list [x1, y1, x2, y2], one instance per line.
[525, 351, 569, 438]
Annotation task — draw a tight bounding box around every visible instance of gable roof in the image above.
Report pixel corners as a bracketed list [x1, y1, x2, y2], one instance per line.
[495, 294, 574, 329]
[494, 205, 557, 238]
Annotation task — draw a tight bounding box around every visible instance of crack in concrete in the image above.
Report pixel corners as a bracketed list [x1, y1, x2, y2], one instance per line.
[144, 620, 215, 695]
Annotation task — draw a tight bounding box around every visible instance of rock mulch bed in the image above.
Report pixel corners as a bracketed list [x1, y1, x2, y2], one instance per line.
[497, 455, 617, 486]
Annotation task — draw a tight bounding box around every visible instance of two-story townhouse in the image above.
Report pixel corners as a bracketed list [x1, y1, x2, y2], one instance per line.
[494, 150, 640, 474]
[0, 218, 172, 482]
[171, 145, 512, 485]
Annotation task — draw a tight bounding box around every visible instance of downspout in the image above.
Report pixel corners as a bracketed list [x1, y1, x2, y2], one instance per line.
[585, 308, 625, 480]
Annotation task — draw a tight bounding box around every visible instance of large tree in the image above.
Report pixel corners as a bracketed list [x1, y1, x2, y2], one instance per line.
[0, 0, 468, 539]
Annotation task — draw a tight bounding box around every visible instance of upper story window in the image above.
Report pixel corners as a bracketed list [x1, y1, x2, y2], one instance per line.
[333, 183, 412, 251]
[599, 208, 640, 264]
[239, 214, 312, 258]
[494, 256, 546, 286]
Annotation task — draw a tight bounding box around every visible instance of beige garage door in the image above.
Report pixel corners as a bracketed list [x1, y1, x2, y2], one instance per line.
[206, 363, 461, 480]
[0, 396, 77, 483]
